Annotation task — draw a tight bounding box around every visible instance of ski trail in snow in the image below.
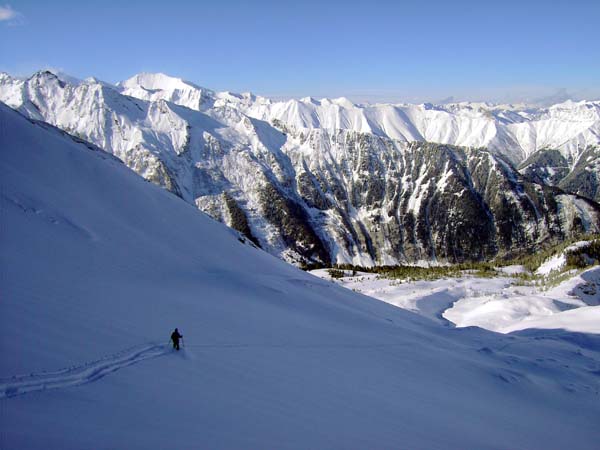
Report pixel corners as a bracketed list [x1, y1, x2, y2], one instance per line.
[0, 344, 170, 399]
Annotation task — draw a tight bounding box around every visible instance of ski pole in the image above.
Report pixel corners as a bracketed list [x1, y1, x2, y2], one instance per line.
[182, 336, 185, 348]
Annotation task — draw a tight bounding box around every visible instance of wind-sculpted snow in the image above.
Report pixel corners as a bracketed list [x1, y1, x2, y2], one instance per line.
[2, 103, 600, 449]
[0, 344, 170, 398]
[2, 71, 600, 265]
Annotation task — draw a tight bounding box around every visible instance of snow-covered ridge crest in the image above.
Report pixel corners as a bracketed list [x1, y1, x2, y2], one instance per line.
[5, 70, 600, 163]
[115, 71, 600, 164]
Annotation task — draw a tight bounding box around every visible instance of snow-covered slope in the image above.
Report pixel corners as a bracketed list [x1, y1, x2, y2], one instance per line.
[535, 241, 592, 275]
[2, 101, 600, 449]
[2, 71, 600, 266]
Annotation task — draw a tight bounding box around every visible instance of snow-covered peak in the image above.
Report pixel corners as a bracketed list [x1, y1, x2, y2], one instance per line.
[0, 72, 26, 83]
[119, 72, 202, 92]
[331, 97, 355, 108]
[300, 96, 320, 105]
[82, 76, 114, 88]
[29, 70, 63, 85]
[118, 72, 214, 112]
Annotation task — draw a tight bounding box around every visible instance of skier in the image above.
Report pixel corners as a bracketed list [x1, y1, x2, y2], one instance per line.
[170, 328, 183, 350]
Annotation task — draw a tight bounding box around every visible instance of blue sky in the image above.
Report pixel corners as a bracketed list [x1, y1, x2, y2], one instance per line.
[1, 0, 599, 102]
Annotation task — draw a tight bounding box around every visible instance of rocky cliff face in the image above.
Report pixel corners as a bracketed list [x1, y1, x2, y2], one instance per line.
[2, 71, 600, 266]
[280, 130, 600, 265]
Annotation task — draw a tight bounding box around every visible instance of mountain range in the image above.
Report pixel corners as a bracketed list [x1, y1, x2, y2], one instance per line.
[2, 70, 600, 266]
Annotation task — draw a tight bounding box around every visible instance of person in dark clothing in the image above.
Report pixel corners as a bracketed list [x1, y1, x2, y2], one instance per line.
[171, 328, 183, 350]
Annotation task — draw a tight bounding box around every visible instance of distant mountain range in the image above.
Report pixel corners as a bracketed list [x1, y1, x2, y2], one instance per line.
[2, 70, 600, 266]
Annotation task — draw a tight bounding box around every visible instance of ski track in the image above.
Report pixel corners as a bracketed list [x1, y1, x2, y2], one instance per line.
[0, 341, 421, 399]
[0, 343, 170, 399]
